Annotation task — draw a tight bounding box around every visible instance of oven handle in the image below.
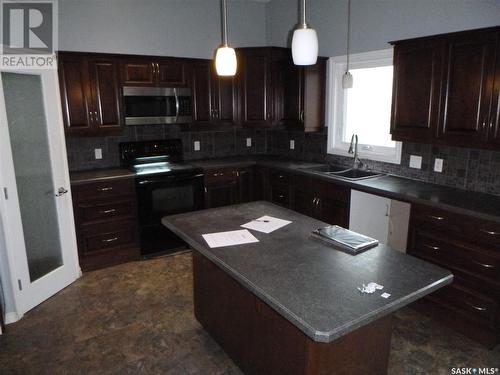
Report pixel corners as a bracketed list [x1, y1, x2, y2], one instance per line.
[174, 88, 180, 123]
[137, 173, 204, 185]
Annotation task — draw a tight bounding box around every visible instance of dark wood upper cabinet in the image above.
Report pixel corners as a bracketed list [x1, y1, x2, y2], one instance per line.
[58, 52, 122, 136]
[58, 54, 93, 134]
[189, 59, 238, 126]
[88, 57, 122, 132]
[282, 55, 327, 132]
[120, 57, 186, 86]
[190, 60, 213, 123]
[391, 39, 444, 142]
[238, 48, 288, 128]
[120, 59, 155, 85]
[439, 30, 497, 146]
[391, 26, 500, 150]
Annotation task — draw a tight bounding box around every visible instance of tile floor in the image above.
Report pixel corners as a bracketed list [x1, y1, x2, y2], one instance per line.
[0, 252, 498, 374]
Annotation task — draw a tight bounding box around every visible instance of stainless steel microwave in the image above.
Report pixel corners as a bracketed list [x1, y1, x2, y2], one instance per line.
[123, 86, 192, 126]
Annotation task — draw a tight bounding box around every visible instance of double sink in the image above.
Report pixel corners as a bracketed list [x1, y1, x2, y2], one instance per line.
[303, 165, 384, 181]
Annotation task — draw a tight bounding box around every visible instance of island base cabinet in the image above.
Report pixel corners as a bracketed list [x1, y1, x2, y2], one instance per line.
[192, 251, 393, 375]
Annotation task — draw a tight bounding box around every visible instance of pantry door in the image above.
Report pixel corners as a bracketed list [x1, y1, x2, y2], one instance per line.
[0, 68, 80, 318]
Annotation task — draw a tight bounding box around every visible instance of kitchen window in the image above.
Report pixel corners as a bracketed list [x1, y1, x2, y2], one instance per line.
[327, 49, 402, 164]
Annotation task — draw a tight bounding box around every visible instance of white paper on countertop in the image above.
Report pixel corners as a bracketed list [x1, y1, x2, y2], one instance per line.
[202, 229, 259, 248]
[241, 215, 292, 234]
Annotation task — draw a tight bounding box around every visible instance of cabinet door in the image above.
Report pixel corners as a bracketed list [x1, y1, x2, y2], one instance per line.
[302, 59, 327, 132]
[318, 196, 349, 227]
[204, 180, 238, 208]
[212, 66, 238, 124]
[488, 35, 500, 147]
[156, 58, 186, 86]
[440, 31, 497, 146]
[240, 49, 273, 126]
[88, 57, 122, 134]
[391, 40, 444, 142]
[58, 54, 94, 134]
[121, 59, 155, 85]
[293, 187, 317, 219]
[237, 168, 253, 203]
[283, 62, 303, 128]
[191, 61, 213, 123]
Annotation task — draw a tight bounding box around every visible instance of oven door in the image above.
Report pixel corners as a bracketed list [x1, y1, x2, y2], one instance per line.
[136, 172, 204, 223]
[135, 172, 204, 256]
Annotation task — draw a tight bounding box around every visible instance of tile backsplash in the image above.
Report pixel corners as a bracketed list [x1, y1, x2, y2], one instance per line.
[65, 126, 500, 196]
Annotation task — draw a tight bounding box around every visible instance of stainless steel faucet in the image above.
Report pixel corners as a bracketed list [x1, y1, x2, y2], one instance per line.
[348, 134, 363, 169]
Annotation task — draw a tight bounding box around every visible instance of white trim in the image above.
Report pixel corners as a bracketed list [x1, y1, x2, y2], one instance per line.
[326, 48, 402, 165]
[5, 311, 22, 324]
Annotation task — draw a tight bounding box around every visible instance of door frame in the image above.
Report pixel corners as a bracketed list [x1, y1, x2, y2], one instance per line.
[0, 67, 80, 320]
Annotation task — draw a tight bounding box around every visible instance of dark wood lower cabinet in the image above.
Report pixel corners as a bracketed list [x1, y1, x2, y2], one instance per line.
[193, 251, 393, 375]
[408, 203, 500, 348]
[71, 178, 140, 271]
[204, 167, 254, 209]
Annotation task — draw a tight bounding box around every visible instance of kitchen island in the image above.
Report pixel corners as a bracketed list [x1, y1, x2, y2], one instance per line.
[162, 201, 453, 374]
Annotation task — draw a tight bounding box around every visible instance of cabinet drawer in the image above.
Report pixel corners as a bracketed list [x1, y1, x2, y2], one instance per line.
[72, 179, 135, 202]
[270, 186, 289, 207]
[79, 220, 137, 254]
[430, 284, 498, 327]
[413, 231, 500, 284]
[76, 200, 134, 224]
[412, 204, 500, 247]
[269, 170, 290, 185]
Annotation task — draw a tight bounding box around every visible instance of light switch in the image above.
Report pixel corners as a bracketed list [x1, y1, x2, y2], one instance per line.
[290, 140, 295, 150]
[94, 148, 102, 160]
[434, 158, 444, 173]
[246, 138, 252, 147]
[194, 141, 200, 151]
[409, 155, 422, 169]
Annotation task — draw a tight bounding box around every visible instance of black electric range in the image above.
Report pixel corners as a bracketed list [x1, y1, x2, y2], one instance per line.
[120, 139, 204, 257]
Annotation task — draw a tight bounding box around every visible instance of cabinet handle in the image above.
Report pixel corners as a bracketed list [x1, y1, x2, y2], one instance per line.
[152, 62, 156, 74]
[466, 302, 487, 312]
[100, 209, 116, 214]
[428, 215, 444, 221]
[204, 187, 207, 193]
[474, 260, 495, 269]
[278, 175, 284, 179]
[89, 111, 94, 123]
[98, 187, 113, 192]
[267, 113, 271, 120]
[300, 110, 304, 122]
[482, 121, 486, 130]
[316, 198, 320, 206]
[102, 237, 118, 243]
[480, 229, 500, 236]
[423, 244, 440, 251]
[278, 194, 284, 199]
[156, 63, 160, 74]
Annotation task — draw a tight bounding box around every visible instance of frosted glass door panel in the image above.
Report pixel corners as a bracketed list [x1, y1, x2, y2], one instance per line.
[2, 72, 63, 282]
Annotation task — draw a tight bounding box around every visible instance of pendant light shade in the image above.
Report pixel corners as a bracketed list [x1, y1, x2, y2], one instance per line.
[215, 46, 237, 76]
[215, 0, 237, 76]
[292, 0, 318, 66]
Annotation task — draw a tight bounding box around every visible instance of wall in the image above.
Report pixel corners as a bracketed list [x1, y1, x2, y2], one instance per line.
[266, 0, 500, 56]
[59, 0, 267, 58]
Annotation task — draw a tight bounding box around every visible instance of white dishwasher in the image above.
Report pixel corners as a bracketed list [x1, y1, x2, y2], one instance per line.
[349, 190, 411, 253]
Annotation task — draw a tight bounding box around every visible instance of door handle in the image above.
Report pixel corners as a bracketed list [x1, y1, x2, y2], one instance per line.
[55, 187, 68, 197]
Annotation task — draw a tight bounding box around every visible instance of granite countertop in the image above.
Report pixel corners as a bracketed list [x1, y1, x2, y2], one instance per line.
[162, 201, 453, 343]
[70, 168, 135, 185]
[69, 156, 500, 223]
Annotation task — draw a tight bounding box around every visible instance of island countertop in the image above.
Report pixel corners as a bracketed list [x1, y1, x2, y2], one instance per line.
[162, 201, 453, 343]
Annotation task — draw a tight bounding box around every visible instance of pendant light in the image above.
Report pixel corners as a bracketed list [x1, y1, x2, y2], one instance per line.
[215, 0, 237, 76]
[291, 0, 318, 66]
[342, 0, 353, 89]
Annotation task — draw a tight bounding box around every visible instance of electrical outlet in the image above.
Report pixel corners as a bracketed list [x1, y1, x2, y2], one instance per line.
[194, 141, 200, 151]
[434, 158, 444, 173]
[409, 155, 422, 169]
[94, 148, 102, 160]
[290, 139, 295, 150]
[246, 138, 252, 147]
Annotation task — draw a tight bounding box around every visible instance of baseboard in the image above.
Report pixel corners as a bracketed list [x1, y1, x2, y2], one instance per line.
[5, 311, 21, 324]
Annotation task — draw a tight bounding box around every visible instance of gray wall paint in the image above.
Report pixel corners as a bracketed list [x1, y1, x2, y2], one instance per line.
[59, 0, 267, 58]
[266, 0, 500, 56]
